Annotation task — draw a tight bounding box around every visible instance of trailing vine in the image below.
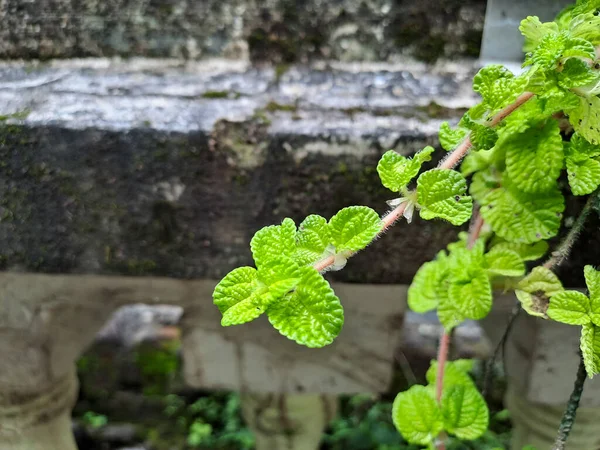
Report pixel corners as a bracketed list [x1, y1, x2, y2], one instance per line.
[212, 1, 600, 448]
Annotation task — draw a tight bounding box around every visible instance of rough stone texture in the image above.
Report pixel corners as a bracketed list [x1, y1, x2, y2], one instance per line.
[0, 58, 597, 286]
[0, 58, 480, 284]
[0, 0, 486, 63]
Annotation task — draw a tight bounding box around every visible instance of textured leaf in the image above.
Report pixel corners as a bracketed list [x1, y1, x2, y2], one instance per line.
[479, 176, 564, 243]
[377, 147, 434, 192]
[441, 384, 489, 440]
[470, 124, 498, 151]
[518, 266, 563, 294]
[250, 218, 297, 269]
[516, 266, 563, 317]
[489, 240, 549, 261]
[473, 65, 529, 112]
[329, 206, 382, 252]
[295, 215, 331, 265]
[581, 323, 600, 378]
[569, 12, 600, 44]
[558, 58, 600, 89]
[448, 268, 493, 320]
[547, 291, 592, 325]
[417, 169, 473, 226]
[408, 259, 447, 313]
[257, 257, 304, 301]
[213, 267, 258, 314]
[426, 360, 475, 389]
[503, 120, 564, 193]
[566, 94, 600, 146]
[392, 385, 443, 446]
[566, 132, 600, 195]
[267, 268, 344, 348]
[519, 16, 559, 52]
[484, 247, 526, 277]
[438, 295, 466, 331]
[439, 122, 469, 151]
[525, 32, 596, 69]
[584, 265, 600, 325]
[460, 150, 493, 177]
[221, 295, 264, 326]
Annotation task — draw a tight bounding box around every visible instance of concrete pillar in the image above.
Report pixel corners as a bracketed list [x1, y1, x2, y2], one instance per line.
[483, 300, 600, 450]
[0, 369, 79, 450]
[240, 393, 338, 450]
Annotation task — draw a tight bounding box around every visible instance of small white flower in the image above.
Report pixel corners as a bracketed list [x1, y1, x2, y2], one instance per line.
[386, 197, 417, 223]
[323, 244, 348, 271]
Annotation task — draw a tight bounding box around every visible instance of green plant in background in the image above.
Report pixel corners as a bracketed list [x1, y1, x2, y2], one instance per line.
[213, 0, 600, 448]
[81, 411, 108, 430]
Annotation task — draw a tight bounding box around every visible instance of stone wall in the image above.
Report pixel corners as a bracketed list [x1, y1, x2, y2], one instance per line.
[0, 0, 486, 62]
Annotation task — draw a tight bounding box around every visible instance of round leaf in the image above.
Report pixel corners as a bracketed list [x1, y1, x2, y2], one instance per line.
[328, 206, 382, 252]
[392, 385, 443, 446]
[417, 169, 473, 226]
[441, 384, 489, 440]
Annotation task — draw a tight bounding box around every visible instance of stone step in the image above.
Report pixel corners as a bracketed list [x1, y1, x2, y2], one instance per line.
[0, 58, 596, 286]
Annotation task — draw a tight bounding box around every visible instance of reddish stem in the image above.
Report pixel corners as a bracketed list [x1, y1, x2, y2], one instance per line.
[312, 93, 534, 273]
[435, 332, 451, 402]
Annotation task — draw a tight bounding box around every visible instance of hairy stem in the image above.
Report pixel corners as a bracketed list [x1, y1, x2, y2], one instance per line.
[313, 93, 535, 273]
[435, 332, 451, 403]
[552, 355, 586, 450]
[544, 192, 598, 270]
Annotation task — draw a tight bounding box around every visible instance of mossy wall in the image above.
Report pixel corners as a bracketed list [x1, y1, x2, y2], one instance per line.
[0, 0, 486, 63]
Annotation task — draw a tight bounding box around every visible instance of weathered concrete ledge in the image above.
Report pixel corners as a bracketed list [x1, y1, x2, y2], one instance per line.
[0, 58, 597, 286]
[0, 0, 486, 62]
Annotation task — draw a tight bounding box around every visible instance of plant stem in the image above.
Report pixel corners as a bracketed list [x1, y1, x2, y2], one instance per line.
[435, 332, 451, 403]
[544, 192, 598, 270]
[313, 93, 535, 273]
[552, 355, 587, 450]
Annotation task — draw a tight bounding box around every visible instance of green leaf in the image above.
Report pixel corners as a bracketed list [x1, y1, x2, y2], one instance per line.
[267, 268, 344, 347]
[221, 295, 265, 326]
[525, 32, 596, 69]
[518, 266, 563, 295]
[484, 247, 526, 277]
[441, 384, 489, 440]
[426, 360, 475, 389]
[250, 218, 297, 269]
[558, 58, 600, 89]
[503, 120, 564, 193]
[438, 295, 467, 331]
[439, 122, 469, 151]
[257, 257, 303, 300]
[417, 169, 473, 226]
[547, 290, 592, 325]
[329, 206, 382, 252]
[213, 267, 259, 314]
[519, 16, 559, 52]
[295, 215, 331, 265]
[473, 65, 529, 112]
[470, 124, 498, 151]
[408, 258, 448, 313]
[448, 268, 493, 320]
[569, 12, 600, 44]
[584, 265, 600, 325]
[581, 323, 600, 377]
[392, 385, 443, 446]
[515, 266, 563, 317]
[567, 96, 600, 146]
[460, 149, 493, 177]
[478, 175, 564, 243]
[489, 240, 549, 261]
[566, 133, 600, 195]
[377, 147, 434, 192]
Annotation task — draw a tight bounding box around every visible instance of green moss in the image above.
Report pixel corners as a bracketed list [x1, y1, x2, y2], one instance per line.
[413, 36, 446, 64]
[201, 91, 240, 99]
[0, 109, 30, 121]
[274, 63, 290, 82]
[264, 101, 298, 113]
